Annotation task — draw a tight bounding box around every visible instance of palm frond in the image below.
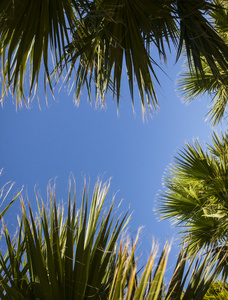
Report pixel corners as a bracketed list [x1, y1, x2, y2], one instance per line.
[204, 280, 228, 299]
[0, 170, 22, 219]
[0, 0, 88, 106]
[1, 0, 228, 116]
[157, 132, 228, 271]
[176, 0, 228, 77]
[63, 0, 178, 116]
[63, 0, 228, 116]
[0, 179, 130, 299]
[177, 58, 228, 126]
[177, 0, 228, 126]
[0, 178, 226, 298]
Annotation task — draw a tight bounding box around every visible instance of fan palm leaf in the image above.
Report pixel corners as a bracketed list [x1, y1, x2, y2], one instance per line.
[1, 0, 228, 115]
[0, 178, 226, 299]
[63, 0, 177, 115]
[0, 179, 130, 299]
[177, 0, 228, 126]
[0, 0, 88, 106]
[203, 280, 228, 299]
[63, 0, 228, 116]
[157, 132, 228, 279]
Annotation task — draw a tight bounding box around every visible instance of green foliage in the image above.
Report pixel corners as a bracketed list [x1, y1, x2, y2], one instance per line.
[0, 0, 86, 106]
[0, 170, 22, 219]
[204, 280, 228, 299]
[177, 0, 228, 126]
[157, 132, 228, 280]
[1, 0, 228, 116]
[0, 179, 130, 299]
[2, 1, 228, 300]
[0, 179, 225, 299]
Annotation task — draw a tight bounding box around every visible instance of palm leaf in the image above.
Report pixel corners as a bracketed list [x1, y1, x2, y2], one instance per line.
[157, 132, 228, 280]
[0, 0, 87, 106]
[0, 170, 22, 219]
[0, 179, 130, 299]
[2, 0, 228, 117]
[177, 0, 228, 126]
[0, 178, 226, 298]
[64, 0, 176, 115]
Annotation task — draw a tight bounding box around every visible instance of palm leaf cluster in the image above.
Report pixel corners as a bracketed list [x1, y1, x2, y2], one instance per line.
[157, 132, 228, 279]
[0, 0, 87, 106]
[203, 280, 228, 299]
[177, 0, 228, 126]
[0, 179, 224, 299]
[1, 0, 228, 115]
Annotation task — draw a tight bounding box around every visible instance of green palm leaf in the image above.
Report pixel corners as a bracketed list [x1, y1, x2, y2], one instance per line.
[177, 0, 228, 126]
[0, 178, 226, 299]
[157, 132, 228, 279]
[0, 0, 87, 106]
[1, 0, 228, 116]
[0, 179, 130, 299]
[0, 170, 22, 219]
[63, 0, 228, 116]
[203, 280, 228, 299]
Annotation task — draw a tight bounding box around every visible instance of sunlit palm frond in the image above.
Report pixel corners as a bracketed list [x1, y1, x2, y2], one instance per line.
[203, 280, 228, 299]
[0, 178, 225, 298]
[211, 0, 228, 41]
[178, 64, 228, 126]
[157, 132, 228, 257]
[0, 170, 22, 219]
[0, 179, 130, 299]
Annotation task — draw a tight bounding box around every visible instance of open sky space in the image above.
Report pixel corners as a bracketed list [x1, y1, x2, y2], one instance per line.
[0, 53, 224, 271]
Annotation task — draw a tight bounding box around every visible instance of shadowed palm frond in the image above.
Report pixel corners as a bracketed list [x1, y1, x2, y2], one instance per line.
[0, 0, 88, 106]
[176, 0, 228, 77]
[177, 0, 228, 126]
[1, 0, 228, 116]
[63, 0, 177, 116]
[62, 0, 228, 116]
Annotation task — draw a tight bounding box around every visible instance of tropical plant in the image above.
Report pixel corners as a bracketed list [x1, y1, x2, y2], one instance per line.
[0, 179, 226, 299]
[203, 280, 228, 299]
[0, 169, 22, 219]
[1, 0, 228, 116]
[157, 132, 228, 280]
[177, 0, 228, 126]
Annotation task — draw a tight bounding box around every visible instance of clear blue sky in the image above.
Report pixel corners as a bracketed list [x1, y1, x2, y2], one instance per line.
[0, 54, 222, 269]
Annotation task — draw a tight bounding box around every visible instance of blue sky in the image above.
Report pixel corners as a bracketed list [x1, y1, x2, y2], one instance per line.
[0, 55, 222, 268]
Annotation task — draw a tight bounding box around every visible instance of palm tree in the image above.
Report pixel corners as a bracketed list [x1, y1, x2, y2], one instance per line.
[1, 0, 228, 116]
[177, 0, 228, 126]
[157, 132, 228, 280]
[0, 179, 225, 299]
